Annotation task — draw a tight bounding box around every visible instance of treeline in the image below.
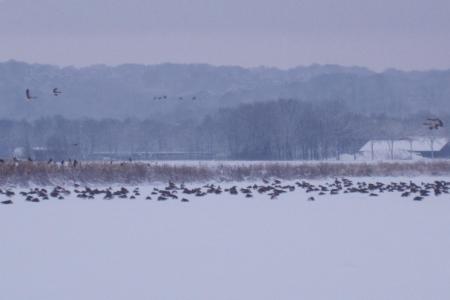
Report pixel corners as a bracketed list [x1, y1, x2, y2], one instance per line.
[0, 99, 446, 160]
[205, 100, 446, 160]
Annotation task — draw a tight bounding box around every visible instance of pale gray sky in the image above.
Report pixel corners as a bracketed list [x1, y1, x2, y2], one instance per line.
[0, 0, 449, 71]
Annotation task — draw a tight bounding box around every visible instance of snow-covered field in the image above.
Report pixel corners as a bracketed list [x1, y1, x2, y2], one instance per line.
[1, 177, 450, 300]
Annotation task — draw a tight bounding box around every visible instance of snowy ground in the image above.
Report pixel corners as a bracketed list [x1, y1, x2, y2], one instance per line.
[1, 177, 450, 300]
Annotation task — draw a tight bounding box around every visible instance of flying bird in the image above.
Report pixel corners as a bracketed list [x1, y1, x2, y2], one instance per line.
[52, 88, 62, 96]
[424, 118, 444, 130]
[430, 118, 444, 128]
[25, 89, 37, 100]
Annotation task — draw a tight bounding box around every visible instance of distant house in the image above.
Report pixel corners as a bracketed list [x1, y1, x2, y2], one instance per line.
[32, 147, 67, 161]
[13, 146, 66, 161]
[147, 152, 216, 160]
[359, 137, 450, 160]
[87, 151, 216, 161]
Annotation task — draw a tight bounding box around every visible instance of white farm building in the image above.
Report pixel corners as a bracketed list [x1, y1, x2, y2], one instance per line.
[358, 137, 450, 160]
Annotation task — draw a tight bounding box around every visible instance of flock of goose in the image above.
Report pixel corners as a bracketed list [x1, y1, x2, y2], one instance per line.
[1, 178, 449, 205]
[26, 88, 198, 102]
[26, 88, 62, 100]
[14, 88, 447, 207]
[153, 95, 197, 101]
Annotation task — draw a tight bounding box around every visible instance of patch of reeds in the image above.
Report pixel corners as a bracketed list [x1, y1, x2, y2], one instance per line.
[0, 160, 449, 186]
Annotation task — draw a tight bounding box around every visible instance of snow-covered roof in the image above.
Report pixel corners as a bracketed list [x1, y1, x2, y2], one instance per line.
[360, 137, 448, 152]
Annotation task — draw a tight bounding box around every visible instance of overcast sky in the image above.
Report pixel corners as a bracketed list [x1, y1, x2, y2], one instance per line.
[0, 0, 449, 71]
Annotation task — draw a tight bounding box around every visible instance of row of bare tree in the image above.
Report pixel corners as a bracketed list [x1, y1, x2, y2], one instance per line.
[0, 99, 447, 160]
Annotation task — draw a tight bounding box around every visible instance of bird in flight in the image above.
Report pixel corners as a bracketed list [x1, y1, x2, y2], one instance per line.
[52, 88, 62, 96]
[25, 89, 37, 100]
[423, 118, 444, 130]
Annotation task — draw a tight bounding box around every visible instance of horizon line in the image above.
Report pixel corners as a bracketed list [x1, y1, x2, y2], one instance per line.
[2, 59, 450, 74]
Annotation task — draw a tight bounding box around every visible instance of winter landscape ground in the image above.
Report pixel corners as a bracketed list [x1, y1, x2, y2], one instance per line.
[2, 171, 450, 300]
[2, 0, 450, 298]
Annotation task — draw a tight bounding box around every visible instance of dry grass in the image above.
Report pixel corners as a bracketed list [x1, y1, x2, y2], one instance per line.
[0, 160, 449, 186]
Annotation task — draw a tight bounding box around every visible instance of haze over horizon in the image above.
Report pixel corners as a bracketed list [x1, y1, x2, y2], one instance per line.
[1, 0, 449, 72]
[3, 59, 450, 74]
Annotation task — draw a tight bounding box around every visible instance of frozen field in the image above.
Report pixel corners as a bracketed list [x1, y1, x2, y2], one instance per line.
[1, 177, 450, 300]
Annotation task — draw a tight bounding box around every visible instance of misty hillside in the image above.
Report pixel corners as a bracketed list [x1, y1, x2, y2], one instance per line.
[0, 60, 449, 120]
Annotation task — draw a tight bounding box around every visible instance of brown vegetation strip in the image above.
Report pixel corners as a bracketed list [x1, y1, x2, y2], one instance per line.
[0, 161, 449, 186]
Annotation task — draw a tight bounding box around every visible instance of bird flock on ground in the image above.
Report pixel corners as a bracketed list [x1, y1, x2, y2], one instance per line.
[0, 157, 80, 167]
[1, 178, 449, 205]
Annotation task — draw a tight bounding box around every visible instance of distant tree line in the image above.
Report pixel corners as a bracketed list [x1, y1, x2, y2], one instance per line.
[0, 99, 447, 161]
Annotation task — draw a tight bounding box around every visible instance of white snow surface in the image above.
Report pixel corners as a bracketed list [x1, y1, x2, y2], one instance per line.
[1, 177, 450, 300]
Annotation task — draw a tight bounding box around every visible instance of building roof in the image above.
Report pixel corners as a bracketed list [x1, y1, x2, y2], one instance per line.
[360, 137, 448, 152]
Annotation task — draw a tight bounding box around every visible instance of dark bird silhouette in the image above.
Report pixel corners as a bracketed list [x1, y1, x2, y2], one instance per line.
[424, 118, 444, 130]
[26, 89, 37, 100]
[52, 88, 62, 96]
[47, 158, 53, 164]
[427, 118, 443, 125]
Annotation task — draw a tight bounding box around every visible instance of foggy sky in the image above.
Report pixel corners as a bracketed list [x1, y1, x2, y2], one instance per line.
[0, 0, 449, 71]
